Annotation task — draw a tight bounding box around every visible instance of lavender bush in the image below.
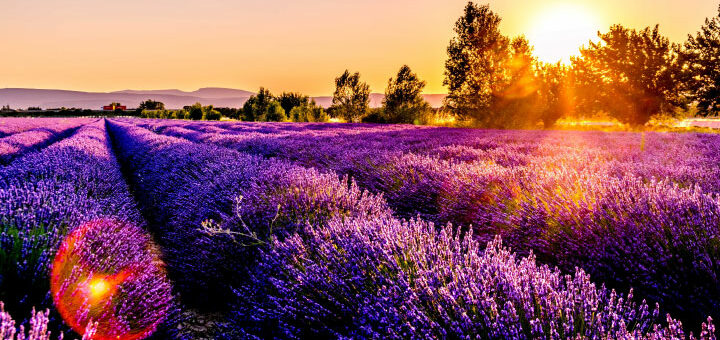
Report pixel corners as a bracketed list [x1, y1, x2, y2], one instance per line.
[0, 301, 97, 340]
[106, 120, 390, 310]
[230, 217, 716, 339]
[50, 219, 173, 340]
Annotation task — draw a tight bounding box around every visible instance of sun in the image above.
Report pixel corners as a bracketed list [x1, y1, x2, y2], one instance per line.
[527, 4, 602, 64]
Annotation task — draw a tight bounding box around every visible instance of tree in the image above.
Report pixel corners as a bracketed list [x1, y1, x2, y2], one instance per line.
[683, 5, 720, 115]
[187, 102, 204, 120]
[277, 92, 310, 117]
[289, 100, 328, 122]
[264, 101, 287, 122]
[573, 25, 685, 126]
[383, 65, 431, 124]
[243, 87, 273, 121]
[485, 36, 542, 129]
[443, 3, 541, 128]
[330, 70, 370, 122]
[138, 99, 165, 111]
[202, 105, 222, 120]
[536, 62, 573, 128]
[361, 108, 388, 124]
[243, 88, 287, 122]
[443, 2, 509, 122]
[173, 110, 186, 120]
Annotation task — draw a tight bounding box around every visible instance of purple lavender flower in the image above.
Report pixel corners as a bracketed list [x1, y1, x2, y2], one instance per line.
[232, 217, 715, 339]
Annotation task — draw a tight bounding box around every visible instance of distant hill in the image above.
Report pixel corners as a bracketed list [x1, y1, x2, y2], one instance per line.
[112, 87, 255, 98]
[0, 88, 446, 110]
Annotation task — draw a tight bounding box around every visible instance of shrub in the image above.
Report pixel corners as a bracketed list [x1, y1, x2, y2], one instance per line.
[289, 100, 328, 122]
[202, 105, 222, 120]
[360, 107, 387, 123]
[186, 103, 203, 120]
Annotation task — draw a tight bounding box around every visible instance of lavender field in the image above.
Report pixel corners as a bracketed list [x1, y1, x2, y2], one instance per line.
[1, 117, 719, 339]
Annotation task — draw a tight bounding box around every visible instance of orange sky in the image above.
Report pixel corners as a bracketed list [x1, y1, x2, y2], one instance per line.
[1, 0, 717, 95]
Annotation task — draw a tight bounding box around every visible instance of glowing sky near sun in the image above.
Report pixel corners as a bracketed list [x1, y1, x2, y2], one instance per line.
[0, 0, 717, 95]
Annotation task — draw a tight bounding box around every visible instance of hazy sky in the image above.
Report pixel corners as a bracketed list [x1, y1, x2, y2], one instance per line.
[1, 0, 717, 95]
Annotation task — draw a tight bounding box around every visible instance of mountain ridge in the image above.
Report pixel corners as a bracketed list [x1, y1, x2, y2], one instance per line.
[0, 88, 446, 110]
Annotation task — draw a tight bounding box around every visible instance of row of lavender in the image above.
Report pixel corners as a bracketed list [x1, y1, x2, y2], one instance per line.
[128, 118, 720, 195]
[0, 118, 90, 138]
[120, 118, 720, 333]
[107, 119, 715, 338]
[0, 118, 96, 165]
[105, 120, 393, 309]
[0, 120, 174, 339]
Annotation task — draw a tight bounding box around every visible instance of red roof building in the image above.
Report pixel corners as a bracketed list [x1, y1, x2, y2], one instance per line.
[103, 104, 126, 111]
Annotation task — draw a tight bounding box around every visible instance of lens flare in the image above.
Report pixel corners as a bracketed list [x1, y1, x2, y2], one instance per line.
[89, 278, 110, 300]
[51, 220, 173, 340]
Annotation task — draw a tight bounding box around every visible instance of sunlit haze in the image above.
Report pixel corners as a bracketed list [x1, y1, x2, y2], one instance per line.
[0, 0, 716, 94]
[526, 4, 602, 63]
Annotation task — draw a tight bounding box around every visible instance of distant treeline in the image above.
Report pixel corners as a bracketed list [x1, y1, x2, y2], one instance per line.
[0, 106, 127, 118]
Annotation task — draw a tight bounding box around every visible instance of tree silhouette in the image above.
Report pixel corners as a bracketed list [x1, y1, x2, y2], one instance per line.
[278, 92, 310, 117]
[536, 62, 573, 128]
[290, 100, 328, 122]
[383, 65, 431, 124]
[487, 36, 542, 129]
[330, 70, 370, 123]
[444, 2, 509, 122]
[187, 102, 204, 120]
[444, 3, 542, 128]
[243, 88, 287, 122]
[138, 99, 165, 111]
[573, 25, 685, 126]
[683, 5, 720, 115]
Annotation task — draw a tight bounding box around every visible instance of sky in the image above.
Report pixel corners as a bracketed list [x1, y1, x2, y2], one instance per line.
[1, 0, 717, 95]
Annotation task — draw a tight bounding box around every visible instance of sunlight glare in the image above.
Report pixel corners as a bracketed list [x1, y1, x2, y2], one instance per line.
[527, 4, 602, 64]
[89, 277, 111, 300]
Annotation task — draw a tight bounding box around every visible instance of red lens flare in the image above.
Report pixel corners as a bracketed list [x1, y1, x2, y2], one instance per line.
[50, 220, 172, 340]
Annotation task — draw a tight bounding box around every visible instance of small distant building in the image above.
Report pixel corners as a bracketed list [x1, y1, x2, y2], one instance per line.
[103, 103, 126, 111]
[1, 104, 17, 113]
